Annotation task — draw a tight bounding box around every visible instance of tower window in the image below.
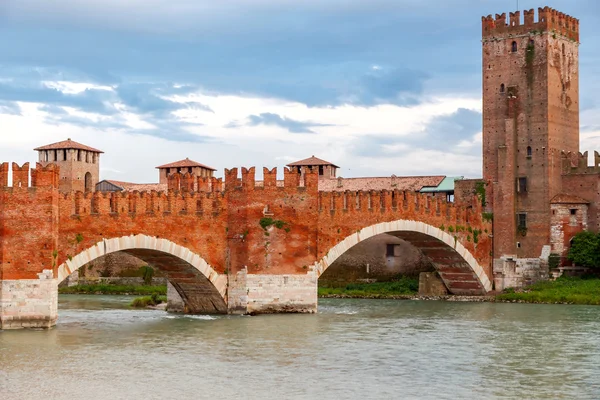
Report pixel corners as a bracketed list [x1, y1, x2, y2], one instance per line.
[500, 84, 505, 93]
[517, 213, 527, 229]
[318, 165, 324, 176]
[518, 177, 527, 193]
[511, 41, 518, 53]
[570, 209, 577, 216]
[527, 146, 532, 157]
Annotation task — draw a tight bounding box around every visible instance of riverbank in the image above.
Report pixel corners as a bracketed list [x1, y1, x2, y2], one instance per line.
[495, 276, 600, 305]
[59, 284, 167, 296]
[318, 277, 419, 298]
[59, 277, 600, 306]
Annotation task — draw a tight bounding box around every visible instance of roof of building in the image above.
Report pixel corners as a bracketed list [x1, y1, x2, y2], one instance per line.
[420, 176, 463, 193]
[99, 180, 168, 192]
[318, 175, 445, 192]
[287, 155, 340, 168]
[34, 138, 104, 153]
[155, 158, 216, 171]
[550, 194, 590, 204]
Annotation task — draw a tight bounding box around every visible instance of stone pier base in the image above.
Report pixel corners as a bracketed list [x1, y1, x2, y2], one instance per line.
[228, 268, 317, 314]
[418, 272, 449, 296]
[0, 270, 58, 330]
[166, 281, 185, 313]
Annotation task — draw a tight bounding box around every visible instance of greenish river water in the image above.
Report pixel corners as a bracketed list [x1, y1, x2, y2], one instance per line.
[1, 295, 600, 399]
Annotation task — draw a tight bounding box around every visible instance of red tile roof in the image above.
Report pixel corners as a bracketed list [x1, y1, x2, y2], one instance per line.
[103, 180, 167, 192]
[156, 158, 216, 171]
[287, 155, 339, 168]
[550, 194, 590, 204]
[34, 138, 103, 153]
[318, 176, 445, 192]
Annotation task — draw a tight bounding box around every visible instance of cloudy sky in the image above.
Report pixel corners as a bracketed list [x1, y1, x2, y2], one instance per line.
[1, 0, 599, 183]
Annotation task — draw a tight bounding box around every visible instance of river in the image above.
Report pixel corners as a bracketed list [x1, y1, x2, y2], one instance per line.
[1, 295, 600, 399]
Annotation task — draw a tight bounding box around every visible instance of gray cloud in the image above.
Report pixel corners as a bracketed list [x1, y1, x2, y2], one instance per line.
[226, 112, 334, 134]
[349, 108, 482, 159]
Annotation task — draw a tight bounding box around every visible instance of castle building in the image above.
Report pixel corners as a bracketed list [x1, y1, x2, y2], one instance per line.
[286, 156, 339, 180]
[34, 138, 103, 192]
[481, 7, 593, 288]
[156, 158, 216, 185]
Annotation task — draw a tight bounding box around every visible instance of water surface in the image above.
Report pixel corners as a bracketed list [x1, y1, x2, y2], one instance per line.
[1, 295, 600, 399]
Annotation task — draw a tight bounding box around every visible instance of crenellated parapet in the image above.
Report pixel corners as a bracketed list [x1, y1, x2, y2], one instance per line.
[61, 188, 225, 217]
[223, 166, 318, 191]
[482, 7, 579, 42]
[561, 151, 600, 174]
[317, 189, 485, 226]
[0, 161, 60, 189]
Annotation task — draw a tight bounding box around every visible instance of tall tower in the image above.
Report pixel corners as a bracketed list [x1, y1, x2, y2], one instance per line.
[34, 138, 103, 192]
[482, 7, 580, 259]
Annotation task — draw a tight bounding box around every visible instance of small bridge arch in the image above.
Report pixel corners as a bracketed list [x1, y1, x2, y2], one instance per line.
[315, 220, 493, 295]
[57, 234, 228, 313]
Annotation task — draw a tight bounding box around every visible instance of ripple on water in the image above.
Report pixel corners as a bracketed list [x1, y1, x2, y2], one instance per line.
[2, 298, 600, 400]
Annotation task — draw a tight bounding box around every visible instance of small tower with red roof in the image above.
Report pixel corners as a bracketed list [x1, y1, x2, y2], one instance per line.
[34, 138, 103, 192]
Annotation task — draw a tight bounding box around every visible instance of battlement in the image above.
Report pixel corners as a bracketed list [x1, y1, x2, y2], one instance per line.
[317, 189, 484, 225]
[482, 7, 579, 42]
[223, 167, 318, 191]
[0, 162, 60, 189]
[60, 188, 225, 217]
[561, 151, 600, 174]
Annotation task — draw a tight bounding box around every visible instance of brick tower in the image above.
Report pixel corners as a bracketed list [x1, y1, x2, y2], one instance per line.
[34, 138, 103, 192]
[482, 7, 580, 260]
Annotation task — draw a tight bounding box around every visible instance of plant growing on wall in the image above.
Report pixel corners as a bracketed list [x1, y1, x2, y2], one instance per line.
[259, 217, 290, 233]
[474, 181, 486, 207]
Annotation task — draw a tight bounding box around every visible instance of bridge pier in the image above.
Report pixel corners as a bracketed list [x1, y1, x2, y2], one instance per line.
[0, 270, 58, 330]
[228, 268, 318, 314]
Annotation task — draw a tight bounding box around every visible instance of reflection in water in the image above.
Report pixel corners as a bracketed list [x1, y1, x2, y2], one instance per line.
[1, 295, 600, 400]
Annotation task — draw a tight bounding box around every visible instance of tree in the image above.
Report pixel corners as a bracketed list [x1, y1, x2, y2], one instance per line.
[567, 231, 600, 268]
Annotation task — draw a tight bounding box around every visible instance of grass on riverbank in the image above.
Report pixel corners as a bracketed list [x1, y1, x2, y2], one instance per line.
[318, 277, 419, 298]
[496, 276, 600, 305]
[130, 293, 167, 308]
[59, 284, 167, 296]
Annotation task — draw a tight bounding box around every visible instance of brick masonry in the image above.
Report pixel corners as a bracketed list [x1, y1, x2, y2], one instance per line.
[0, 163, 490, 328]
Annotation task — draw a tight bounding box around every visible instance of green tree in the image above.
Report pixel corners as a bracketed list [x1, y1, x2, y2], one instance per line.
[567, 231, 600, 268]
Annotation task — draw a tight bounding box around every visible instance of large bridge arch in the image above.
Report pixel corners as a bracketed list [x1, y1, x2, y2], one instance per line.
[315, 220, 493, 295]
[57, 234, 228, 313]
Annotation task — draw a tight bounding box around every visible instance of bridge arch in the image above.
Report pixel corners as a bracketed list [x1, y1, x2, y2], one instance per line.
[315, 220, 492, 295]
[57, 234, 228, 313]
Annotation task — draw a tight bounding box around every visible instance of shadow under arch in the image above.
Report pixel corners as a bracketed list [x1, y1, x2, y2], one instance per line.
[314, 220, 493, 295]
[57, 234, 228, 313]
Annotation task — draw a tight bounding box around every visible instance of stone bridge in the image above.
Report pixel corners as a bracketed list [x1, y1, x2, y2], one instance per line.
[0, 162, 492, 329]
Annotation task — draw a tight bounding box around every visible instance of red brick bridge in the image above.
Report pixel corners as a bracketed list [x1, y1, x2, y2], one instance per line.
[0, 162, 492, 329]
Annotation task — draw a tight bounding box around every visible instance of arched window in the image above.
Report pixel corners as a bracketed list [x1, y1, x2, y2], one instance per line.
[527, 146, 532, 157]
[511, 41, 518, 52]
[84, 172, 93, 192]
[500, 84, 505, 93]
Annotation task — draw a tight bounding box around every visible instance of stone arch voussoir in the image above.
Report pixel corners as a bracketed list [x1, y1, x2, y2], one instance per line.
[314, 220, 492, 293]
[56, 234, 228, 299]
